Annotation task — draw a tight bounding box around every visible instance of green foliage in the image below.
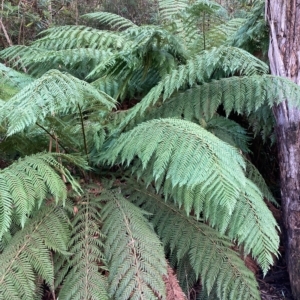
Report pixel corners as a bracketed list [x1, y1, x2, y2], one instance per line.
[125, 181, 260, 300]
[101, 190, 167, 299]
[0, 153, 83, 238]
[0, 0, 287, 299]
[56, 194, 108, 300]
[0, 205, 70, 300]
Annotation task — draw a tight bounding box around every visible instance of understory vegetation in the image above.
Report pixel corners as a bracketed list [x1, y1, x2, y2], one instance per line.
[0, 0, 298, 299]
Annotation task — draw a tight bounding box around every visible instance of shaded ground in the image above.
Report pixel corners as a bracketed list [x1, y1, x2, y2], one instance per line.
[259, 261, 293, 300]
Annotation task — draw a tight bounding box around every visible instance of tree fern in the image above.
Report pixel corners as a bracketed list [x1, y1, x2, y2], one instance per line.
[56, 193, 108, 300]
[125, 182, 261, 300]
[0, 205, 70, 300]
[100, 190, 167, 300]
[0, 153, 84, 238]
[0, 69, 115, 136]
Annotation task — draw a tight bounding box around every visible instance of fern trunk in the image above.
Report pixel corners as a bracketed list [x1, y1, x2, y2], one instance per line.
[267, 1, 300, 298]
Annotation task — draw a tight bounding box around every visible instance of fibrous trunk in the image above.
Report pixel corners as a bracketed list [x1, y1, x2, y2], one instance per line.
[267, 1, 300, 298]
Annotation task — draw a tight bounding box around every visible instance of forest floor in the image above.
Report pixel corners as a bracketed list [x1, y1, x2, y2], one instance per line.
[259, 260, 293, 300]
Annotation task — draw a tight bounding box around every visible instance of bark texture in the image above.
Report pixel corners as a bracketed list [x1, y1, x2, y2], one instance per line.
[267, 1, 300, 298]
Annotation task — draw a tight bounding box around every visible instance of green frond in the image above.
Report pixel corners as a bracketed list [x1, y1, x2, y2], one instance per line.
[83, 12, 138, 30]
[100, 190, 167, 300]
[0, 69, 115, 136]
[230, 0, 268, 54]
[57, 193, 108, 300]
[0, 63, 33, 99]
[0, 153, 83, 238]
[126, 183, 260, 300]
[131, 74, 300, 130]
[117, 46, 268, 129]
[225, 179, 279, 274]
[1, 46, 113, 78]
[101, 118, 246, 219]
[205, 116, 251, 153]
[33, 26, 128, 51]
[0, 205, 70, 300]
[158, 0, 189, 23]
[87, 26, 187, 82]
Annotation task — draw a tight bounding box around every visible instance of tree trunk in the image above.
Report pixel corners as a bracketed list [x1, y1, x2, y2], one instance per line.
[267, 1, 300, 298]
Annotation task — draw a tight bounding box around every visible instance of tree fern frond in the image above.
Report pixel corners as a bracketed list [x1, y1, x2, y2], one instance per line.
[33, 26, 128, 51]
[158, 0, 189, 23]
[218, 178, 279, 274]
[126, 183, 260, 300]
[57, 193, 108, 300]
[0, 63, 33, 100]
[0, 153, 83, 238]
[1, 46, 113, 78]
[117, 47, 268, 129]
[0, 205, 70, 300]
[100, 190, 167, 300]
[101, 118, 246, 218]
[205, 116, 251, 153]
[87, 26, 187, 81]
[83, 12, 138, 30]
[131, 74, 300, 129]
[0, 70, 116, 136]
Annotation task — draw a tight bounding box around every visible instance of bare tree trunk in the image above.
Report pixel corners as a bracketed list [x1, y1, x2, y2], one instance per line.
[267, 1, 300, 298]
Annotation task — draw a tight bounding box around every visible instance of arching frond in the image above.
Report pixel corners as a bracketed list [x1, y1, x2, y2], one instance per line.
[101, 119, 246, 218]
[117, 46, 268, 129]
[83, 12, 138, 30]
[57, 193, 108, 300]
[126, 183, 260, 300]
[100, 190, 167, 300]
[0, 205, 70, 300]
[1, 46, 113, 78]
[33, 26, 128, 51]
[0, 69, 116, 136]
[0, 63, 33, 90]
[0, 153, 84, 238]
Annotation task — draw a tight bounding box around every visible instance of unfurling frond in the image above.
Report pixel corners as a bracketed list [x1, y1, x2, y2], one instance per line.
[101, 190, 167, 300]
[101, 118, 246, 219]
[0, 205, 70, 300]
[57, 194, 108, 300]
[0, 153, 83, 238]
[83, 12, 138, 30]
[0, 70, 115, 136]
[126, 183, 260, 300]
